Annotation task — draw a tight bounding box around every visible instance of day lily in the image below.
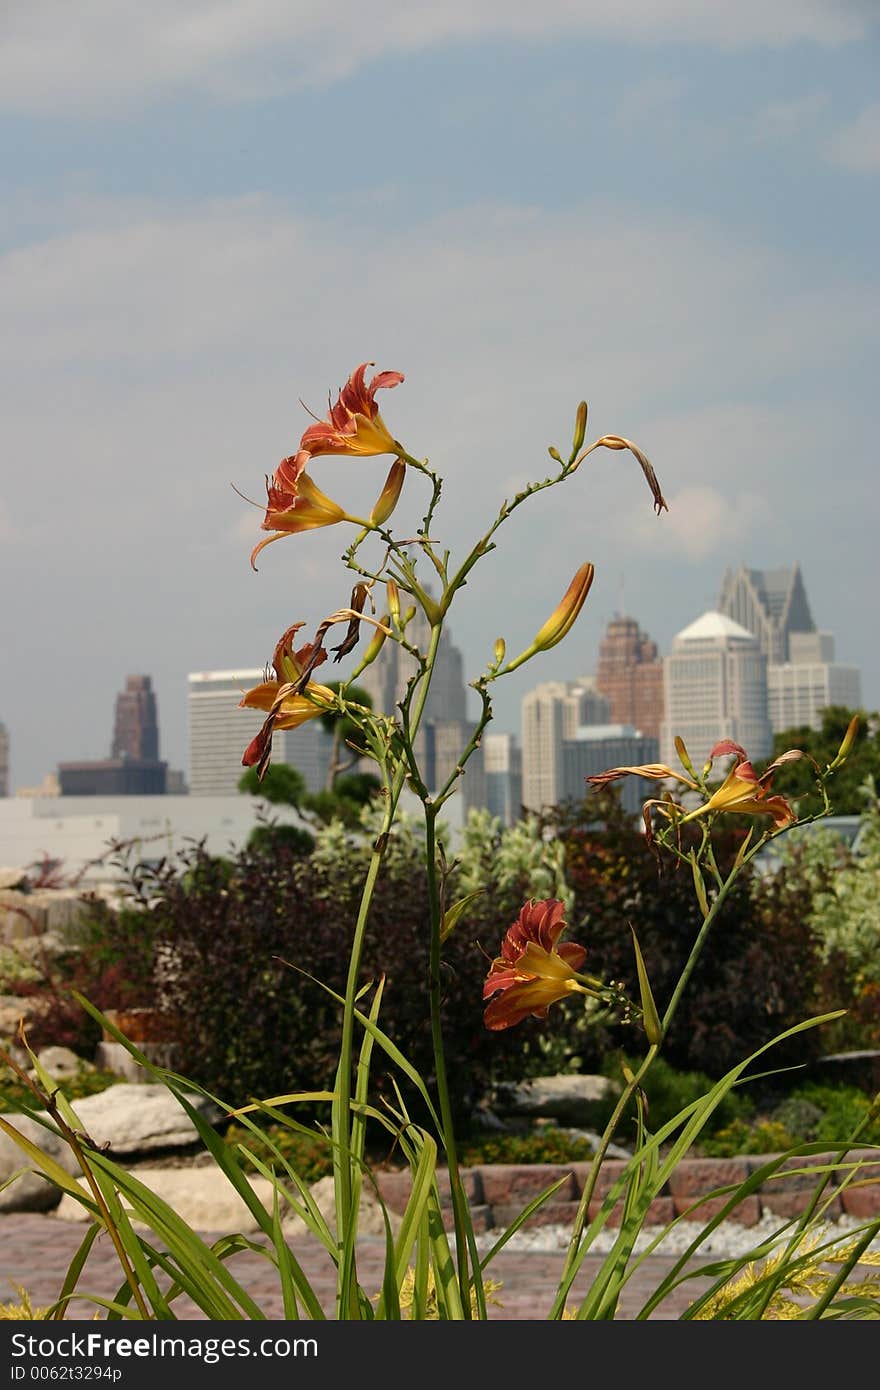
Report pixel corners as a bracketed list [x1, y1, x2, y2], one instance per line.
[586, 738, 801, 834]
[251, 458, 407, 570]
[483, 899, 601, 1031]
[679, 740, 799, 830]
[272, 362, 405, 498]
[250, 474, 349, 569]
[240, 624, 336, 778]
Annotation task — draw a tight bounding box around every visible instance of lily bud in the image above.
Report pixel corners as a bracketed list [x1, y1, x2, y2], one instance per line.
[494, 636, 506, 667]
[532, 562, 595, 652]
[570, 401, 588, 460]
[548, 445, 563, 463]
[675, 736, 697, 780]
[499, 563, 595, 674]
[360, 615, 389, 668]
[369, 458, 406, 527]
[828, 714, 860, 770]
[386, 579, 401, 624]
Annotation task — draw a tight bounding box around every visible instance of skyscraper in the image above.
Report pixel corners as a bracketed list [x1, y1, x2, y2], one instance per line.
[483, 732, 523, 826]
[111, 675, 160, 762]
[660, 611, 772, 772]
[717, 565, 815, 664]
[58, 674, 167, 795]
[188, 669, 336, 796]
[767, 632, 862, 733]
[718, 564, 861, 732]
[521, 680, 612, 812]
[356, 597, 485, 805]
[595, 615, 664, 739]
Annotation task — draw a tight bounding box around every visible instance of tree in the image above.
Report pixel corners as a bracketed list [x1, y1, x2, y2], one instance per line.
[238, 762, 306, 807]
[318, 681, 375, 791]
[767, 707, 880, 816]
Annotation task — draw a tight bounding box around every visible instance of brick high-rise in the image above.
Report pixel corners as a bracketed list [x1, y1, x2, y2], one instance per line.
[595, 616, 664, 739]
[112, 675, 160, 762]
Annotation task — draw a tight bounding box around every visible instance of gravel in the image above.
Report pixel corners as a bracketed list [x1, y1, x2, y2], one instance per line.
[476, 1210, 880, 1258]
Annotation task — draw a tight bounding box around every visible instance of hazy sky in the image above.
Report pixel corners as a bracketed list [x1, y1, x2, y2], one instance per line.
[2, 1, 878, 789]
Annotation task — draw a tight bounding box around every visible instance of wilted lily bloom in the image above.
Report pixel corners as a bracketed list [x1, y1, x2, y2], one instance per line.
[679, 740, 799, 830]
[240, 624, 335, 778]
[587, 739, 800, 833]
[483, 899, 600, 1031]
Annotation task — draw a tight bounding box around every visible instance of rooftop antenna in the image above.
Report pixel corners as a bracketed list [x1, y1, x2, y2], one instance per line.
[617, 572, 625, 620]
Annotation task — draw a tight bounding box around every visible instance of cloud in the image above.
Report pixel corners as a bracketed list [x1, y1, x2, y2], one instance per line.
[749, 92, 830, 144]
[824, 102, 880, 172]
[1, 0, 872, 115]
[631, 485, 770, 560]
[2, 190, 877, 784]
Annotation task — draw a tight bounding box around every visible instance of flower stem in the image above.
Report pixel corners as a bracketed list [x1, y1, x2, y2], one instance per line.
[424, 802, 479, 1317]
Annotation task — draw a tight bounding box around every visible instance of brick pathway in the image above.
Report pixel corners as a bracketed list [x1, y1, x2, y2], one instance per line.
[1, 1213, 715, 1320]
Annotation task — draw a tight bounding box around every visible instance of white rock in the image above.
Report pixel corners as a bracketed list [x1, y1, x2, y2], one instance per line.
[284, 1174, 401, 1239]
[55, 1166, 277, 1234]
[65, 1084, 223, 1155]
[0, 1112, 79, 1213]
[34, 1046, 92, 1080]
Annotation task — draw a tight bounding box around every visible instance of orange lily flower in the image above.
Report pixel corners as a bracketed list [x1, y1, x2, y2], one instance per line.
[240, 624, 335, 778]
[272, 362, 405, 498]
[251, 458, 407, 570]
[250, 473, 349, 569]
[483, 899, 594, 1031]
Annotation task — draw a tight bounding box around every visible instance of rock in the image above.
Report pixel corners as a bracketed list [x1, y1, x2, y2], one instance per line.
[55, 1166, 277, 1234]
[0, 994, 37, 1042]
[64, 1084, 223, 1156]
[34, 1046, 92, 1081]
[493, 1074, 620, 1126]
[0, 1112, 79, 1213]
[284, 1174, 401, 1239]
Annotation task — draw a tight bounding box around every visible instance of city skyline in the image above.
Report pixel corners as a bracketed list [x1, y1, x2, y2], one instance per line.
[2, 556, 865, 796]
[2, 6, 877, 790]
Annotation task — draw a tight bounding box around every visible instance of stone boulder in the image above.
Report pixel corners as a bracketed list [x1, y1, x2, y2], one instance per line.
[55, 1165, 277, 1234]
[492, 1074, 620, 1126]
[0, 1111, 79, 1213]
[34, 1046, 93, 1082]
[284, 1174, 401, 1239]
[67, 1084, 223, 1156]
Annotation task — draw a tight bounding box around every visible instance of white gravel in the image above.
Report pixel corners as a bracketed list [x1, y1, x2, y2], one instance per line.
[476, 1209, 880, 1258]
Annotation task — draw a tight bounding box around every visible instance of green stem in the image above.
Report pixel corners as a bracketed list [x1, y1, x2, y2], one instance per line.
[661, 864, 739, 1032]
[332, 620, 442, 1317]
[424, 803, 478, 1317]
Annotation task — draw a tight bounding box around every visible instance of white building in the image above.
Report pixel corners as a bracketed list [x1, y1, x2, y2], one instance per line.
[521, 680, 612, 812]
[767, 632, 862, 733]
[483, 732, 523, 825]
[187, 670, 335, 796]
[660, 611, 772, 772]
[0, 794, 314, 887]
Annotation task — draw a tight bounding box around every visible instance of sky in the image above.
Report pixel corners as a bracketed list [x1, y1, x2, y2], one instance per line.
[1, 1, 879, 790]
